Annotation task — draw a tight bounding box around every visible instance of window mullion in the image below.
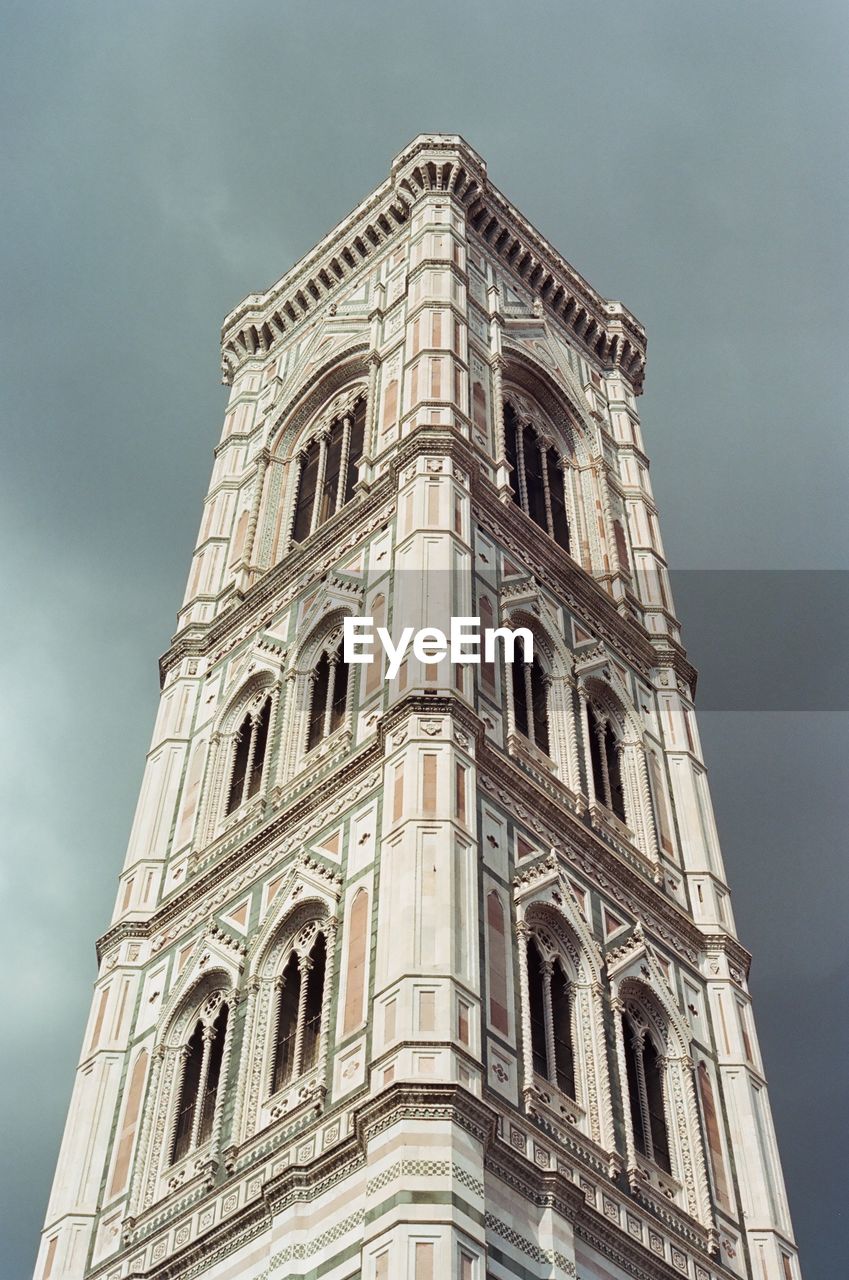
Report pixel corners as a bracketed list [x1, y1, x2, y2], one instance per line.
[539, 440, 555, 536]
[523, 660, 535, 747]
[285, 451, 304, 549]
[291, 955, 313, 1079]
[310, 432, 329, 535]
[188, 1025, 214, 1151]
[241, 716, 259, 806]
[515, 421, 529, 512]
[541, 958, 557, 1085]
[633, 1032, 654, 1163]
[595, 716, 613, 808]
[335, 414, 352, 514]
[323, 652, 338, 739]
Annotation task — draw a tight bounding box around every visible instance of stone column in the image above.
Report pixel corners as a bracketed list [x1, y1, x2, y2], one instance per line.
[335, 413, 353, 512]
[309, 430, 329, 535]
[578, 689, 596, 807]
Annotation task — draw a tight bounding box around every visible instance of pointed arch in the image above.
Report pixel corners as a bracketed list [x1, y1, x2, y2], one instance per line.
[609, 945, 714, 1228]
[500, 598, 578, 788]
[501, 349, 597, 464]
[200, 663, 282, 841]
[576, 666, 658, 860]
[280, 607, 354, 773]
[237, 886, 339, 1143]
[266, 355, 370, 557]
[132, 965, 237, 1212]
[513, 879, 613, 1151]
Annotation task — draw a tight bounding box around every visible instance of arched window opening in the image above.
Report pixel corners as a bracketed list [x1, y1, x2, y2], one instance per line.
[526, 936, 576, 1098]
[226, 696, 271, 814]
[290, 399, 366, 544]
[622, 1013, 671, 1173]
[170, 1002, 229, 1166]
[270, 932, 327, 1096]
[307, 642, 348, 751]
[504, 400, 570, 553]
[511, 638, 550, 756]
[587, 703, 625, 822]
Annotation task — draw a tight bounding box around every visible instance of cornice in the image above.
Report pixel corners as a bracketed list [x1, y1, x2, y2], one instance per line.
[99, 1083, 731, 1280]
[220, 135, 647, 390]
[96, 740, 383, 963]
[158, 475, 396, 686]
[479, 742, 711, 969]
[160, 427, 696, 698]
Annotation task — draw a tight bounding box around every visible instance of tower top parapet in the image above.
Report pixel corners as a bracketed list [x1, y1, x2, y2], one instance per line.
[220, 134, 647, 391]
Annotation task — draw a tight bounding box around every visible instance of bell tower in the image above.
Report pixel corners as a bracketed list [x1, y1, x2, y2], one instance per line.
[36, 136, 801, 1280]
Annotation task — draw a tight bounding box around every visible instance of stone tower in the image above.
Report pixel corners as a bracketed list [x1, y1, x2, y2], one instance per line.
[36, 136, 801, 1280]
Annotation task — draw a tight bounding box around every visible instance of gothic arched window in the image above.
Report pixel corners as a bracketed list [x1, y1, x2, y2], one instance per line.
[622, 1012, 671, 1173]
[170, 1002, 230, 1165]
[504, 400, 570, 553]
[291, 399, 366, 544]
[587, 702, 625, 822]
[526, 936, 576, 1098]
[271, 931, 327, 1095]
[511, 637, 550, 756]
[226, 696, 271, 814]
[307, 641, 349, 751]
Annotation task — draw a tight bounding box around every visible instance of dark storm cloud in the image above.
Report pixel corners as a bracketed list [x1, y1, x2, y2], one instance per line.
[1, 3, 846, 1277]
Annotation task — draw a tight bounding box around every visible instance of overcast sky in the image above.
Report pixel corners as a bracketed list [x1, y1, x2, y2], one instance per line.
[1, 4, 847, 1278]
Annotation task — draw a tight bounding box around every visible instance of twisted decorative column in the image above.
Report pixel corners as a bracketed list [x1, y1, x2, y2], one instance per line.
[611, 997, 636, 1179]
[594, 714, 612, 809]
[188, 1026, 215, 1150]
[240, 450, 269, 587]
[322, 649, 339, 738]
[309, 430, 330, 535]
[577, 689, 596, 807]
[283, 450, 305, 550]
[539, 436, 555, 537]
[318, 915, 339, 1102]
[634, 740, 660, 866]
[291, 952, 314, 1080]
[515, 920, 535, 1105]
[335, 414, 353, 513]
[541, 957, 557, 1083]
[515, 418, 529, 511]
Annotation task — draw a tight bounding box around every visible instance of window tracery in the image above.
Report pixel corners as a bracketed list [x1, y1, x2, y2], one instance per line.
[169, 996, 230, 1166]
[233, 906, 338, 1144]
[621, 1009, 671, 1173]
[270, 929, 327, 1093]
[513, 894, 615, 1152]
[503, 398, 570, 553]
[306, 641, 349, 752]
[526, 931, 576, 1098]
[586, 700, 626, 822]
[609, 971, 714, 1228]
[510, 635, 550, 756]
[226, 695, 271, 814]
[290, 397, 366, 544]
